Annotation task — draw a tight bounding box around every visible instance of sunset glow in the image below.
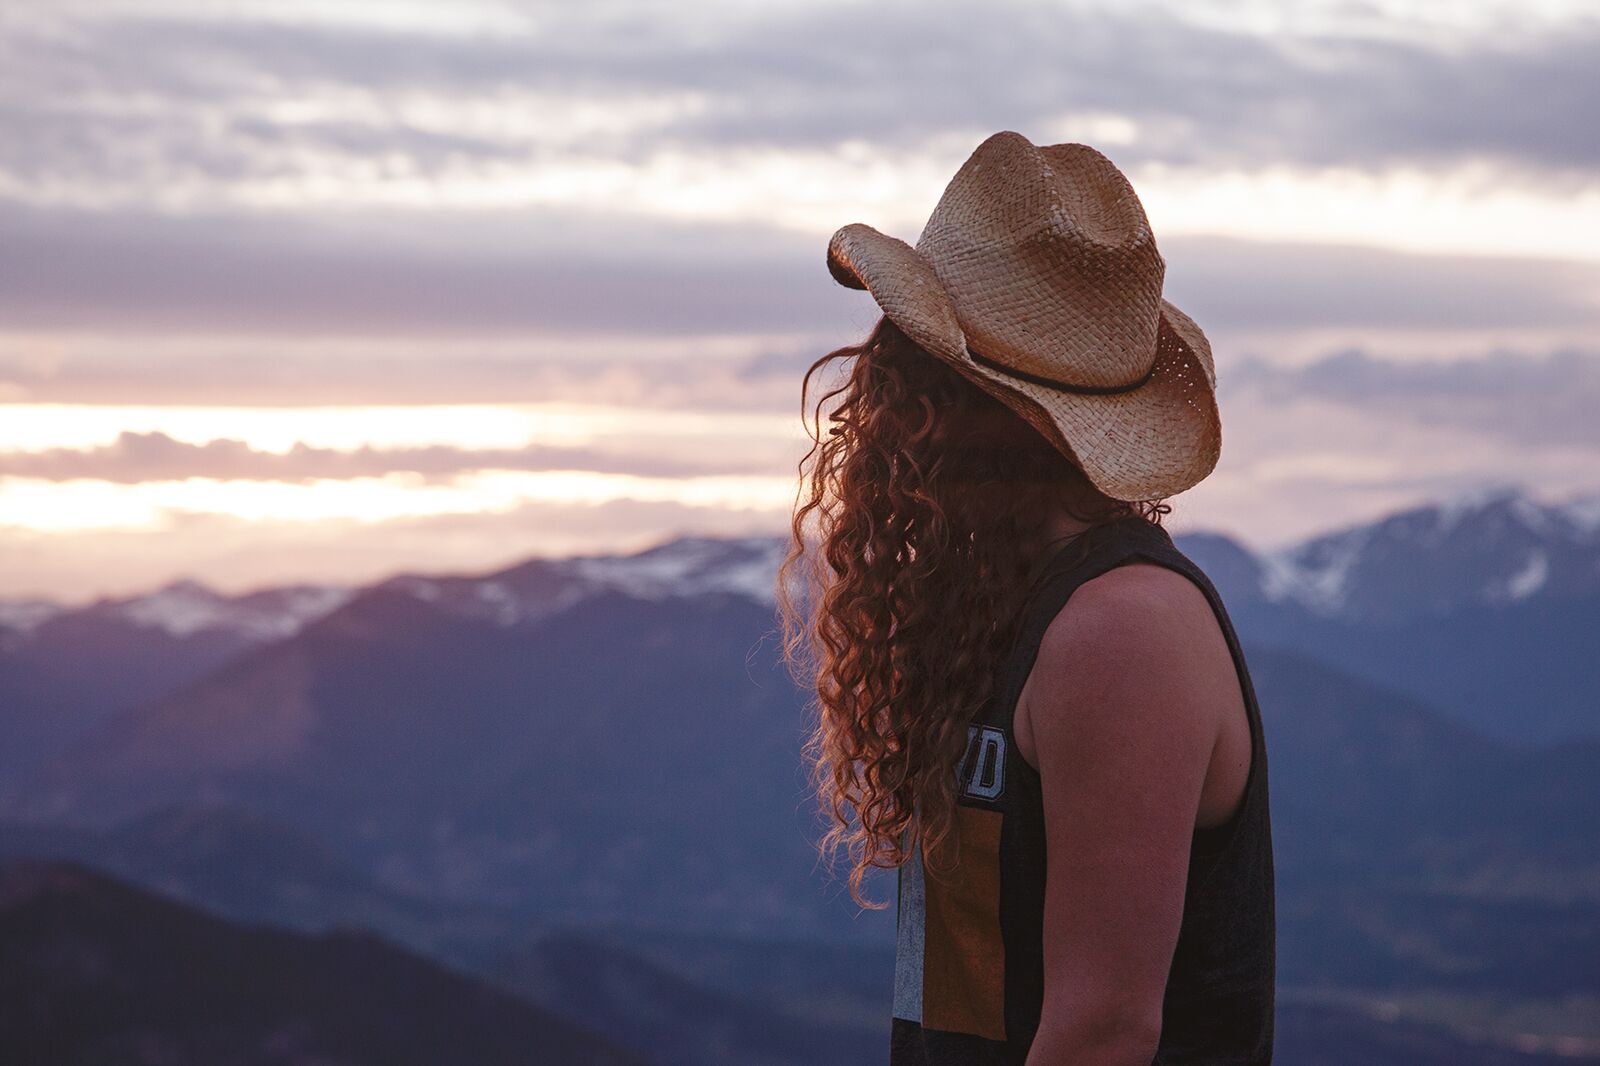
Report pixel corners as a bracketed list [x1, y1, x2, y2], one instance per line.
[0, 470, 795, 533]
[2, 0, 1596, 598]
[0, 403, 800, 456]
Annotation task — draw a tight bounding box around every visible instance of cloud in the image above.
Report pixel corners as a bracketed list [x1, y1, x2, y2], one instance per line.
[1162, 235, 1600, 331]
[0, 200, 840, 336]
[2, 338, 1597, 598]
[1, 0, 1596, 212]
[1227, 346, 1600, 448]
[1168, 345, 1600, 548]
[0, 431, 786, 482]
[2, 201, 1597, 344]
[4, 0, 1597, 601]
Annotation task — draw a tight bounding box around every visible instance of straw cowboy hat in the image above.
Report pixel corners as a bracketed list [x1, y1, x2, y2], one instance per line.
[826, 130, 1220, 502]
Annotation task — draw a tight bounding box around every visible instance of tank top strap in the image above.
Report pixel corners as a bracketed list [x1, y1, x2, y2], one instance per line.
[986, 514, 1177, 724]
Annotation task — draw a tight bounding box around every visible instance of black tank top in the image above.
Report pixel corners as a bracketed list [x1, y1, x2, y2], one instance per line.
[889, 514, 1276, 1064]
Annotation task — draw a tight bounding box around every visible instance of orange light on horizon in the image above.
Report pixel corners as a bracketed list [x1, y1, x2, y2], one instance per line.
[0, 470, 797, 533]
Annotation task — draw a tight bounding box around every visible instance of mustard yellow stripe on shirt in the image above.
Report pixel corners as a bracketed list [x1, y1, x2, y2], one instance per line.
[921, 805, 1007, 1041]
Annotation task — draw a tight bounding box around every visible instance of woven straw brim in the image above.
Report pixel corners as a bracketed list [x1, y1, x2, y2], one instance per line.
[828, 222, 1220, 502]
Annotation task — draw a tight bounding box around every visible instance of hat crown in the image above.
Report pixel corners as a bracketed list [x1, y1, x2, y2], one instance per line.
[821, 129, 1220, 502]
[914, 131, 1166, 389]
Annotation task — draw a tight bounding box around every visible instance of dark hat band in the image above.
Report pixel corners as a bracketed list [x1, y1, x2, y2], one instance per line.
[966, 346, 1158, 395]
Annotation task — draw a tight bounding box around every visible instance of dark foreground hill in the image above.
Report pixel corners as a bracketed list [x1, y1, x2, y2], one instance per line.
[2, 859, 1585, 1066]
[0, 860, 643, 1066]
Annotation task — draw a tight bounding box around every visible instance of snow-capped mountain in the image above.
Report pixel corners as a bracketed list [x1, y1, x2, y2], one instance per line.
[367, 485, 1600, 630]
[1257, 486, 1600, 622]
[0, 537, 795, 783]
[0, 579, 352, 646]
[0, 537, 789, 648]
[119, 580, 355, 640]
[0, 579, 355, 783]
[379, 535, 788, 628]
[3, 487, 1596, 644]
[0, 599, 61, 637]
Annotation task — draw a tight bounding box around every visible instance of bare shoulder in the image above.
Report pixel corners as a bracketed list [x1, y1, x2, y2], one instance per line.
[1018, 561, 1225, 767]
[1035, 561, 1217, 686]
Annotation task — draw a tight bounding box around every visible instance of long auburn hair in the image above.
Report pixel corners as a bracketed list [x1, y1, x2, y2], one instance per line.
[776, 316, 1171, 908]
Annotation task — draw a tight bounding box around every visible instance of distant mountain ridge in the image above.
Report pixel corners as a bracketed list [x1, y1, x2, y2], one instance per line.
[0, 577, 350, 643]
[4, 485, 1595, 640]
[4, 484, 1595, 760]
[0, 535, 786, 644]
[1253, 486, 1600, 621]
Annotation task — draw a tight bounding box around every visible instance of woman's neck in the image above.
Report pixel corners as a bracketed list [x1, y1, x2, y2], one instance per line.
[1025, 496, 1137, 564]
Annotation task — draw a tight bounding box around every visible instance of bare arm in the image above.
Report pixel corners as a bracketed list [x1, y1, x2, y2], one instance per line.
[1021, 565, 1220, 1066]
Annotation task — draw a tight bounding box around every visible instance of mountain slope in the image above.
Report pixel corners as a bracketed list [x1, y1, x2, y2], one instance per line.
[6, 582, 841, 934]
[8, 571, 1598, 936]
[0, 803, 511, 956]
[1248, 647, 1599, 894]
[0, 536, 784, 787]
[6, 858, 1576, 1066]
[494, 932, 884, 1066]
[1206, 488, 1600, 743]
[0, 860, 644, 1066]
[1256, 487, 1600, 621]
[0, 580, 349, 786]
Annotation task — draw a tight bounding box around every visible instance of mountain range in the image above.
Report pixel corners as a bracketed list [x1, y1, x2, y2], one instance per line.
[1, 485, 1593, 793]
[0, 485, 1596, 1060]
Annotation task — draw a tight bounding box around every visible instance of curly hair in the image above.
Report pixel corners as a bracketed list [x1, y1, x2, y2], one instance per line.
[776, 316, 1171, 909]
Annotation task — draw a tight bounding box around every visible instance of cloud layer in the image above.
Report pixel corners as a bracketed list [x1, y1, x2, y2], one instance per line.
[5, 1, 1596, 206]
[3, 204, 1597, 344]
[2, 0, 1597, 599]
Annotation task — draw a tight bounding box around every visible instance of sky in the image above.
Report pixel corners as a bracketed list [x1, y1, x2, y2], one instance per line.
[1, 0, 1597, 602]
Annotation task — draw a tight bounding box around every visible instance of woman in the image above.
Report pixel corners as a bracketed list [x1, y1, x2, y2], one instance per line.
[778, 132, 1275, 1064]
